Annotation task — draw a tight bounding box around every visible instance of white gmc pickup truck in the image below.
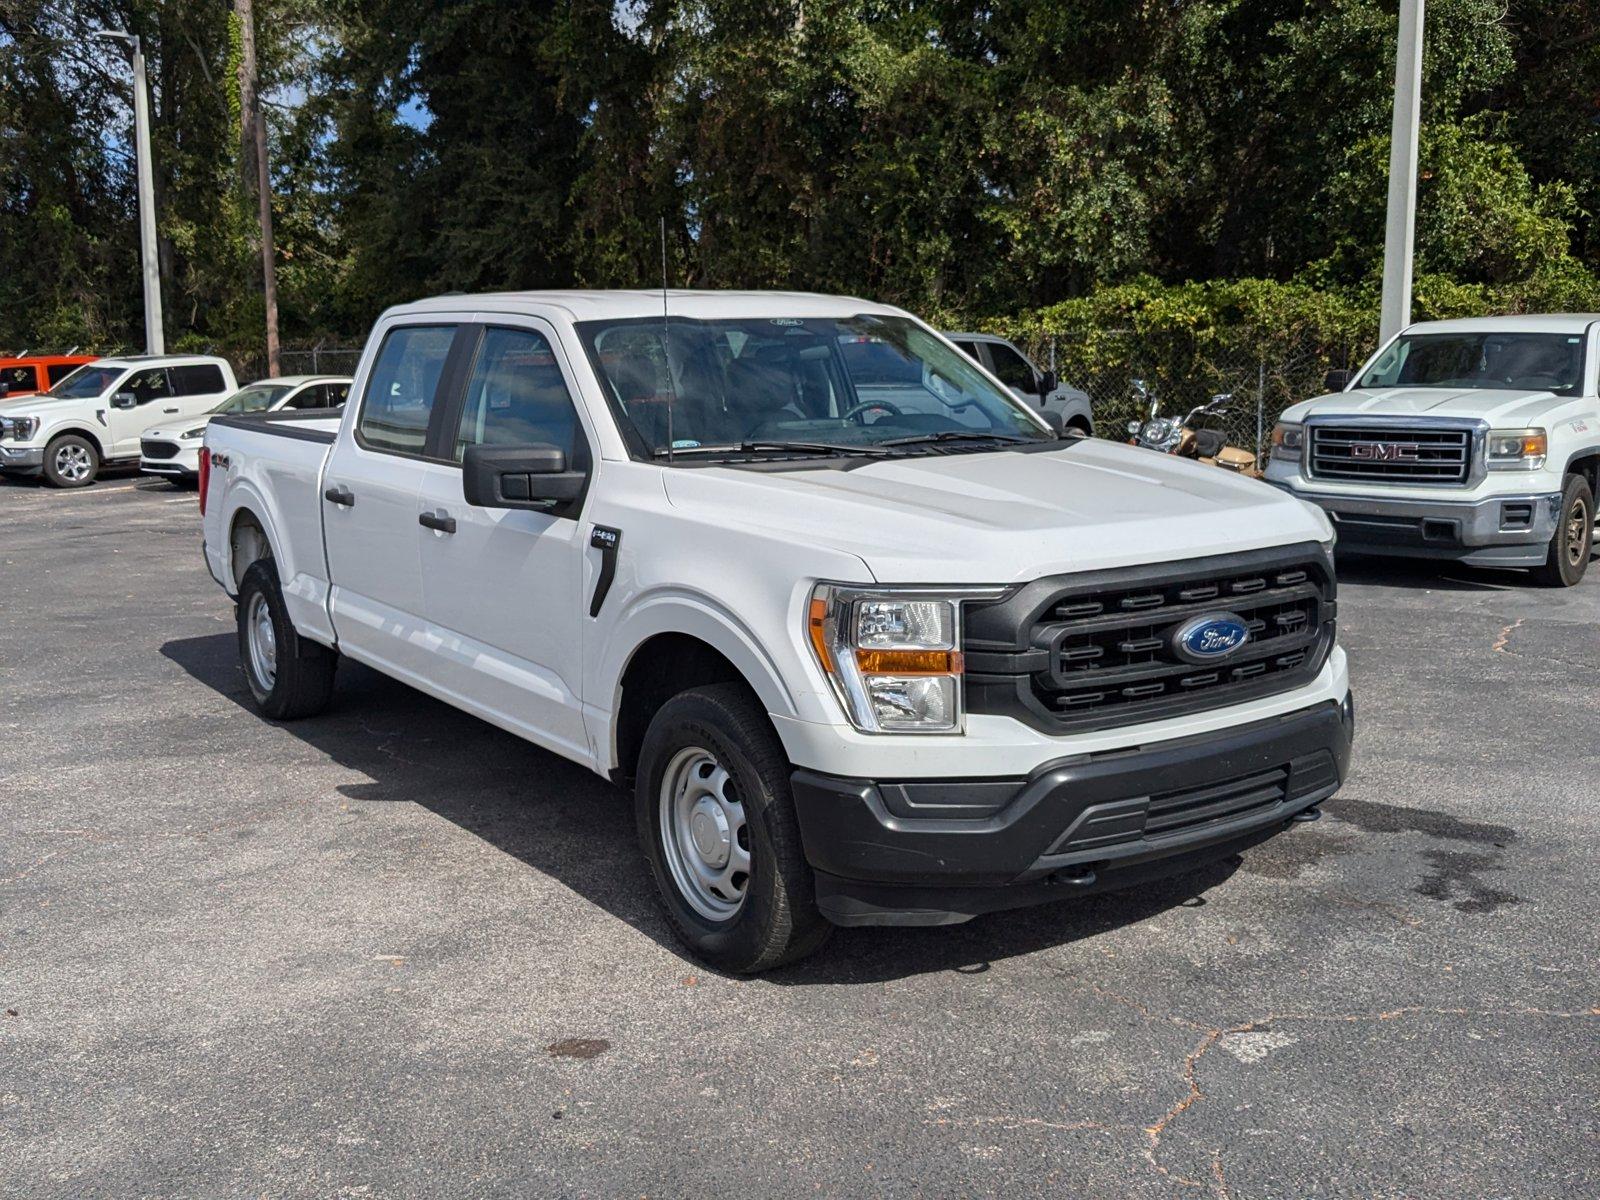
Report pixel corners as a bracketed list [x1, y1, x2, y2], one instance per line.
[1265, 315, 1600, 586]
[200, 290, 1353, 972]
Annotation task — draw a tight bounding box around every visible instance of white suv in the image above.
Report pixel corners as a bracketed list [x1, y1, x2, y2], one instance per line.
[0, 355, 237, 487]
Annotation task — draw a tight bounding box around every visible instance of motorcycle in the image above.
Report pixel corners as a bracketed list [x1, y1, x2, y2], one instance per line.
[1126, 381, 1262, 478]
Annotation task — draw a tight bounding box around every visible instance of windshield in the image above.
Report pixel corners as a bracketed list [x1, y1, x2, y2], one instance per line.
[212, 383, 290, 414]
[575, 314, 1050, 459]
[47, 365, 124, 399]
[1356, 332, 1586, 396]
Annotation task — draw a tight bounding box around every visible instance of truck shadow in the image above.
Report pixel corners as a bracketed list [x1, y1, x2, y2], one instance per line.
[161, 631, 1240, 985]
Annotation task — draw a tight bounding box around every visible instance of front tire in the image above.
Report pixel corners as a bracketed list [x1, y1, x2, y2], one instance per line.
[1531, 473, 1593, 588]
[236, 560, 338, 719]
[43, 434, 99, 488]
[635, 684, 831, 973]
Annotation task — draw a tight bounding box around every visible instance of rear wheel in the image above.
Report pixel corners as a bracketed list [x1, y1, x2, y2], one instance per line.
[635, 684, 831, 973]
[236, 559, 338, 718]
[1531, 473, 1593, 588]
[43, 434, 98, 488]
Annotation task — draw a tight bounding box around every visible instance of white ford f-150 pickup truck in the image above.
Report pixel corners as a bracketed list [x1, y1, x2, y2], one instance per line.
[1265, 315, 1600, 586]
[200, 290, 1354, 972]
[0, 355, 237, 487]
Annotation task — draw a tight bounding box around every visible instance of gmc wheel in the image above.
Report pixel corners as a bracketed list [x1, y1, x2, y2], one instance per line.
[1532, 473, 1593, 588]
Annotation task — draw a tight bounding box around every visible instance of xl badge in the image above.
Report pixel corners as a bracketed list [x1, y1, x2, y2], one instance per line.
[1171, 612, 1250, 663]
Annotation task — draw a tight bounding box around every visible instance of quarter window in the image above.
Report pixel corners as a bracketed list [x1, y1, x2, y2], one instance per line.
[358, 325, 456, 455]
[452, 328, 582, 463]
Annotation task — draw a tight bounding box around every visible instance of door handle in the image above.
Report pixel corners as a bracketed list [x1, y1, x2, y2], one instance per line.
[163, 406, 179, 413]
[418, 510, 457, 534]
[323, 484, 355, 507]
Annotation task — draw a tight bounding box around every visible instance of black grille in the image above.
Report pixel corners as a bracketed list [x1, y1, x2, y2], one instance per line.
[964, 544, 1336, 733]
[1307, 424, 1472, 484]
[141, 439, 180, 460]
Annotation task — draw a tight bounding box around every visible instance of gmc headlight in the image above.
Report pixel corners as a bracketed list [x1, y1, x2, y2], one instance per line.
[1487, 428, 1546, 471]
[1269, 421, 1303, 462]
[181, 426, 206, 440]
[1, 415, 39, 441]
[807, 586, 976, 733]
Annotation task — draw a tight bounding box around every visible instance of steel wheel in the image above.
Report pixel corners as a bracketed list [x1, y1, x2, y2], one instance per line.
[659, 745, 751, 921]
[1564, 493, 1590, 569]
[245, 591, 278, 693]
[54, 443, 92, 483]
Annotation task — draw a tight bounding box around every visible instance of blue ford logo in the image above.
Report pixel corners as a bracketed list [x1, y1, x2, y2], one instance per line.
[1172, 612, 1250, 663]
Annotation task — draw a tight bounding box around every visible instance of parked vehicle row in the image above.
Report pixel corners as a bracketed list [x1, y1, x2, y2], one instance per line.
[140, 375, 350, 484]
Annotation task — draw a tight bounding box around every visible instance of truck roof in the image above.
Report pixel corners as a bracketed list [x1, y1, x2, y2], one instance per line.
[95, 353, 234, 368]
[1406, 314, 1600, 335]
[386, 289, 904, 323]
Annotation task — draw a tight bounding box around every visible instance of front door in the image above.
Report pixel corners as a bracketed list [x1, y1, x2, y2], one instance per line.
[323, 322, 458, 683]
[106, 366, 175, 456]
[415, 322, 591, 763]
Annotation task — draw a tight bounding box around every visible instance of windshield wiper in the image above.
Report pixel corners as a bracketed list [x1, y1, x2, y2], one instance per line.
[652, 440, 901, 460]
[877, 430, 1039, 449]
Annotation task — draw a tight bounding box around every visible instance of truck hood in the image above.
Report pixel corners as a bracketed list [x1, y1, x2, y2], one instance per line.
[0, 394, 100, 419]
[661, 439, 1332, 584]
[141, 415, 211, 441]
[1283, 386, 1569, 428]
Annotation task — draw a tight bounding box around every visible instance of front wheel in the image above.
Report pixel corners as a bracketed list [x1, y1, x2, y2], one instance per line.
[236, 559, 338, 719]
[43, 434, 99, 488]
[1531, 473, 1593, 587]
[635, 684, 831, 973]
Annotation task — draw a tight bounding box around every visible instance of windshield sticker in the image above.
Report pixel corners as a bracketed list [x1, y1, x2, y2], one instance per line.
[671, 438, 701, 449]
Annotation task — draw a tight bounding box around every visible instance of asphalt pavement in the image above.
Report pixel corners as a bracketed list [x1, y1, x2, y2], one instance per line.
[2, 470, 1596, 1198]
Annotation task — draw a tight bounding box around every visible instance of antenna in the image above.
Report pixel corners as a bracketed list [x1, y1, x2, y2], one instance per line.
[659, 215, 679, 462]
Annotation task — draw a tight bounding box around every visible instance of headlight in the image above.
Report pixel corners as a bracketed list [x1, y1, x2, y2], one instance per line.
[1269, 422, 1303, 462]
[1136, 418, 1176, 446]
[1, 415, 39, 441]
[181, 426, 206, 439]
[1486, 428, 1546, 471]
[807, 586, 970, 733]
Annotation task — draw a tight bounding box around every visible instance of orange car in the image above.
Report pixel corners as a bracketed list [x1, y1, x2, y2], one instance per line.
[0, 354, 97, 400]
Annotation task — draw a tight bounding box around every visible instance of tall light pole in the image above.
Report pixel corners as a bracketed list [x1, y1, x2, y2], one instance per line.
[1379, 0, 1425, 343]
[94, 30, 165, 355]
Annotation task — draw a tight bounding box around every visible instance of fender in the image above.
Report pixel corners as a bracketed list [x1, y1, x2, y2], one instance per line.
[219, 477, 337, 648]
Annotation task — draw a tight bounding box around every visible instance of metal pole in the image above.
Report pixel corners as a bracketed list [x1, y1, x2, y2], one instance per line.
[128, 38, 165, 355]
[1380, 0, 1424, 343]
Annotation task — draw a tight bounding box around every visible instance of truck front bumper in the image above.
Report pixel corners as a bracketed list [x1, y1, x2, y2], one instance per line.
[1269, 482, 1561, 567]
[791, 694, 1354, 926]
[0, 444, 45, 476]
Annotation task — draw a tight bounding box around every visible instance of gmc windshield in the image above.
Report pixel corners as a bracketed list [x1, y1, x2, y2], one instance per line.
[1356, 332, 1586, 396]
[577, 314, 1051, 459]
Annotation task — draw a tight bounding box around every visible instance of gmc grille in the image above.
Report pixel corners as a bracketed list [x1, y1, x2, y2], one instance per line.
[1307, 424, 1472, 484]
[963, 544, 1336, 734]
[141, 439, 180, 460]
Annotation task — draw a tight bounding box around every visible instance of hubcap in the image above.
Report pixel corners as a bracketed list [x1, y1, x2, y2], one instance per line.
[55, 444, 91, 482]
[246, 592, 278, 692]
[659, 746, 750, 921]
[1567, 498, 1590, 569]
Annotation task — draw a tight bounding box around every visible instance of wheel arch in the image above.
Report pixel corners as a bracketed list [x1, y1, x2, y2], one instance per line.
[43, 423, 108, 460]
[1562, 447, 1600, 495]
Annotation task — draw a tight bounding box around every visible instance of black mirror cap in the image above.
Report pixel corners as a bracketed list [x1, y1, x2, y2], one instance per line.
[462, 443, 586, 513]
[1036, 371, 1058, 397]
[1323, 368, 1354, 393]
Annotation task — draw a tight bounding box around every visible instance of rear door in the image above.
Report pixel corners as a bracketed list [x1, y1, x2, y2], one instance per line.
[169, 364, 232, 419]
[413, 321, 593, 761]
[322, 322, 461, 682]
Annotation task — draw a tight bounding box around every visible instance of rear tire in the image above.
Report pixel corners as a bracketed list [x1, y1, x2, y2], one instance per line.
[42, 434, 98, 488]
[236, 559, 338, 719]
[1531, 473, 1593, 588]
[635, 683, 831, 973]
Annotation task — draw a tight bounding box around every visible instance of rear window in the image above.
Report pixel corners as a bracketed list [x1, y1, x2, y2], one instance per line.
[170, 364, 228, 396]
[357, 326, 456, 455]
[46, 362, 81, 385]
[0, 365, 36, 393]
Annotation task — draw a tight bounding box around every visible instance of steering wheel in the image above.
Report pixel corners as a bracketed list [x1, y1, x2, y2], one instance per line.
[842, 399, 904, 423]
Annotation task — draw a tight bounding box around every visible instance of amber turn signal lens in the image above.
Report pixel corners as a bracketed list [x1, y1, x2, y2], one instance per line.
[808, 596, 833, 672]
[854, 648, 964, 676]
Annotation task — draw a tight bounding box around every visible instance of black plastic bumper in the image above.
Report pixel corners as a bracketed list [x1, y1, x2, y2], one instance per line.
[791, 696, 1354, 926]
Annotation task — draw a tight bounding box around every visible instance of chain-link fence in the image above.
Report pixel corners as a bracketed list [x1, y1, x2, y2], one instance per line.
[233, 344, 364, 383]
[1002, 328, 1369, 457]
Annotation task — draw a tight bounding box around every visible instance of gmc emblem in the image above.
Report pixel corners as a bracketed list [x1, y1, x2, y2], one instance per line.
[1349, 441, 1421, 462]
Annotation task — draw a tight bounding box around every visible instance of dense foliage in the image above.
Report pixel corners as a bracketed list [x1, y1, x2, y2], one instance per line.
[2, 0, 1597, 361]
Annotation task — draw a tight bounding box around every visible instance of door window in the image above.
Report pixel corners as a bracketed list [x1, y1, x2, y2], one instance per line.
[452, 328, 582, 463]
[357, 325, 456, 456]
[125, 368, 173, 404]
[950, 341, 981, 361]
[285, 384, 325, 410]
[986, 342, 1037, 391]
[170, 364, 227, 395]
[327, 382, 351, 407]
[0, 365, 35, 394]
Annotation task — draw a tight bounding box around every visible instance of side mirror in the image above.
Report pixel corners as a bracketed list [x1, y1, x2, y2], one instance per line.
[462, 443, 585, 512]
[1035, 370, 1057, 398]
[111, 392, 138, 409]
[1323, 368, 1354, 393]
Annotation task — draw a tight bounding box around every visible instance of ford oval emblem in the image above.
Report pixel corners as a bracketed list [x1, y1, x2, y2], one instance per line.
[1172, 612, 1250, 663]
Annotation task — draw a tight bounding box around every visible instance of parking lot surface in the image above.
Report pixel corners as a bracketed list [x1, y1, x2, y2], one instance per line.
[3, 472, 1597, 1198]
